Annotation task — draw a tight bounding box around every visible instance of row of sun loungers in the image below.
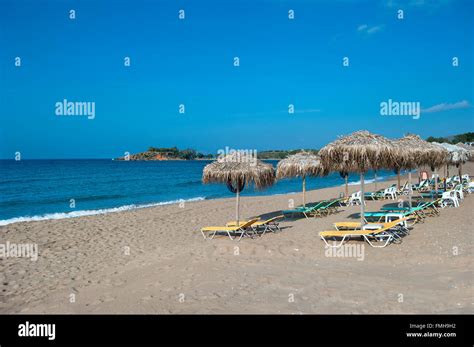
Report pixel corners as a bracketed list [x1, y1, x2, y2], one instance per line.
[319, 180, 470, 248]
[200, 175, 471, 242]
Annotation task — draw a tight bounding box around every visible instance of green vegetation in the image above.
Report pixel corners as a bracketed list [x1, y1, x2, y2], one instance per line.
[117, 147, 214, 161]
[147, 146, 215, 159]
[119, 147, 323, 161]
[426, 132, 474, 144]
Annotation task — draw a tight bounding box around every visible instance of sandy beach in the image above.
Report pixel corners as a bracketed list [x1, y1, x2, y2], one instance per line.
[0, 164, 472, 314]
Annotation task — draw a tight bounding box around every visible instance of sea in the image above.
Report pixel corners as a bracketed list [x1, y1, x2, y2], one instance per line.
[0, 159, 400, 225]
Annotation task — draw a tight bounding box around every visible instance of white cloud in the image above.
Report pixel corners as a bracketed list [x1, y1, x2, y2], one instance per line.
[367, 26, 383, 34]
[357, 24, 384, 35]
[421, 100, 470, 113]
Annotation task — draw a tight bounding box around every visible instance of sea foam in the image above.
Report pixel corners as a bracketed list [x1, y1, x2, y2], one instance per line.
[0, 197, 205, 226]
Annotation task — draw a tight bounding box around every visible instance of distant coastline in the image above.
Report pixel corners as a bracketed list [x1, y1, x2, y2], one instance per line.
[114, 147, 320, 161]
[113, 132, 474, 161]
[115, 147, 214, 161]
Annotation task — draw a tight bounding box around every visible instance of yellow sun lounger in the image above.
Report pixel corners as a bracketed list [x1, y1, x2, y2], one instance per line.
[333, 218, 408, 231]
[319, 218, 408, 248]
[201, 218, 259, 241]
[226, 215, 284, 235]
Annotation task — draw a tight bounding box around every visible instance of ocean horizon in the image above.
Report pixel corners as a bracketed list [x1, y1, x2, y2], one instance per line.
[0, 159, 401, 225]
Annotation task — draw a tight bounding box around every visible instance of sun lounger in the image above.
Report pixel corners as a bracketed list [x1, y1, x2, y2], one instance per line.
[412, 179, 429, 191]
[420, 190, 444, 199]
[200, 218, 259, 241]
[282, 200, 328, 219]
[226, 215, 284, 236]
[397, 181, 409, 195]
[422, 198, 441, 216]
[364, 207, 419, 225]
[364, 200, 440, 226]
[312, 198, 343, 217]
[333, 218, 409, 232]
[364, 189, 384, 200]
[319, 218, 408, 248]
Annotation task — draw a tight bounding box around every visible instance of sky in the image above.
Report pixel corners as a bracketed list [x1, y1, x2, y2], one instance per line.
[1, 0, 473, 159]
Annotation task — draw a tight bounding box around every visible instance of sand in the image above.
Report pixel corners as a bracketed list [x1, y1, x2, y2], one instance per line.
[0, 164, 473, 314]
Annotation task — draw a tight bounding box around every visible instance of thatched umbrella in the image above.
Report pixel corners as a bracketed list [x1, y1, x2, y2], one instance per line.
[456, 142, 474, 160]
[432, 142, 470, 165]
[432, 142, 470, 181]
[276, 151, 328, 206]
[202, 151, 275, 225]
[319, 130, 399, 226]
[393, 135, 448, 204]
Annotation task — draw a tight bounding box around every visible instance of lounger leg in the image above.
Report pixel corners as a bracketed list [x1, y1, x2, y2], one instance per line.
[266, 224, 277, 234]
[364, 234, 393, 248]
[321, 235, 348, 248]
[201, 230, 217, 240]
[236, 227, 248, 241]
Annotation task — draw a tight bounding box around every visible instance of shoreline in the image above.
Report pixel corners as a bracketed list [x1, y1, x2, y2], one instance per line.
[0, 171, 403, 227]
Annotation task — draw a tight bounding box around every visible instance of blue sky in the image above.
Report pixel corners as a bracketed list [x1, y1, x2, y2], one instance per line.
[1, 0, 473, 159]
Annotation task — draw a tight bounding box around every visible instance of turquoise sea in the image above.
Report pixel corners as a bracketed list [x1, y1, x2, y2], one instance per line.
[0, 159, 399, 225]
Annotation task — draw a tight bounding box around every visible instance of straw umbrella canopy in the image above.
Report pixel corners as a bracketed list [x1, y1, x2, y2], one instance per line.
[432, 142, 469, 165]
[432, 142, 470, 180]
[319, 130, 399, 226]
[393, 135, 449, 202]
[456, 142, 474, 160]
[390, 140, 414, 191]
[202, 151, 275, 225]
[276, 151, 328, 207]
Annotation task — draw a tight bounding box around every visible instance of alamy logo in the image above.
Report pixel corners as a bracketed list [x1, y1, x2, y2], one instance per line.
[325, 243, 365, 261]
[0, 241, 38, 261]
[380, 99, 420, 119]
[217, 147, 258, 166]
[55, 99, 95, 119]
[18, 321, 55, 340]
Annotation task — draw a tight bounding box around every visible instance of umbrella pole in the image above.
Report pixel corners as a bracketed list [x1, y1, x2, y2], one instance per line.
[302, 175, 306, 207]
[408, 171, 412, 208]
[397, 169, 401, 190]
[459, 162, 462, 180]
[345, 175, 348, 198]
[374, 171, 377, 191]
[360, 173, 365, 227]
[444, 164, 448, 192]
[446, 165, 450, 191]
[236, 189, 240, 226]
[434, 168, 438, 193]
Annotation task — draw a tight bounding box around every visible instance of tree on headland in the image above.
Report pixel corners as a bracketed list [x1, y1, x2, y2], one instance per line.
[178, 149, 197, 160]
[119, 146, 214, 160]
